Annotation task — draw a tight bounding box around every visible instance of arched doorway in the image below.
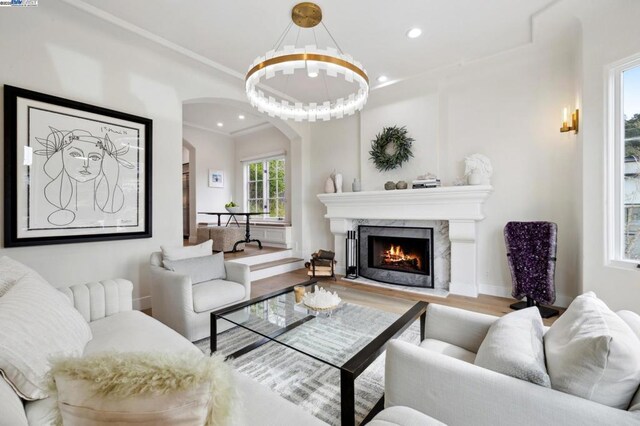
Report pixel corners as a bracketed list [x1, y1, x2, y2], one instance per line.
[182, 97, 306, 254]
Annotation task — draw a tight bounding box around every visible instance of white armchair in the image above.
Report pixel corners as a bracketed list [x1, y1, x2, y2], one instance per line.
[383, 304, 640, 426]
[149, 252, 251, 342]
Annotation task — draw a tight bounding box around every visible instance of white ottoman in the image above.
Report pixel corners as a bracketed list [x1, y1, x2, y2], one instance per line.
[368, 406, 446, 426]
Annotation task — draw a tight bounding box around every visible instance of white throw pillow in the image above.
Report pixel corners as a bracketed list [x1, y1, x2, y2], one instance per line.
[0, 256, 46, 297]
[161, 240, 213, 262]
[163, 253, 227, 284]
[544, 292, 640, 409]
[51, 352, 235, 426]
[0, 275, 92, 400]
[475, 307, 550, 387]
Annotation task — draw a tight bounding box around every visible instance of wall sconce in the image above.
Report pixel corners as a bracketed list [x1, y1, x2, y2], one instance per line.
[560, 107, 579, 134]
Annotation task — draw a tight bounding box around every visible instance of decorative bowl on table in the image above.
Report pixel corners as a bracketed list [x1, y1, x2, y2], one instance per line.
[302, 286, 342, 311]
[225, 206, 242, 214]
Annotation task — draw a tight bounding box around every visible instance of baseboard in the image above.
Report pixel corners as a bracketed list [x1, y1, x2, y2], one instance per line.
[133, 295, 151, 311]
[478, 283, 573, 308]
[449, 281, 479, 297]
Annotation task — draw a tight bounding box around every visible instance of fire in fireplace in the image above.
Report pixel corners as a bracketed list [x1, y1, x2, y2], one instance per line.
[372, 236, 427, 274]
[359, 225, 434, 288]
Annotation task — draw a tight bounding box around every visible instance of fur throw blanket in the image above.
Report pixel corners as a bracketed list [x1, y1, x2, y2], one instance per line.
[49, 351, 235, 426]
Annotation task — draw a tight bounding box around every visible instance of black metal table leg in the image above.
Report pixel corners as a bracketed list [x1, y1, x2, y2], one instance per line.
[231, 219, 262, 252]
[420, 311, 426, 341]
[340, 369, 355, 426]
[210, 314, 218, 354]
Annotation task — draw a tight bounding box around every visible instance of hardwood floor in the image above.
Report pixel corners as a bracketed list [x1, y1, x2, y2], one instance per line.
[251, 268, 564, 326]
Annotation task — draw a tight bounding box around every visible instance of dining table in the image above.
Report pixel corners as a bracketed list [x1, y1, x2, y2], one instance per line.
[198, 211, 264, 252]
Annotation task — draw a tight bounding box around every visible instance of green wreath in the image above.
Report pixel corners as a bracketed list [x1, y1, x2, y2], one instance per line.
[369, 125, 414, 171]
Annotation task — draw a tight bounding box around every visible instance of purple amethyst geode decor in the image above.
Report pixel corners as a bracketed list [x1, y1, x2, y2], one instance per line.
[504, 221, 557, 306]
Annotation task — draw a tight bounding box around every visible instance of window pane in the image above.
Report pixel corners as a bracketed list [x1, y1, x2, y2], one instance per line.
[256, 162, 264, 181]
[249, 182, 256, 199]
[623, 65, 640, 260]
[278, 199, 285, 219]
[269, 178, 277, 199]
[257, 181, 263, 200]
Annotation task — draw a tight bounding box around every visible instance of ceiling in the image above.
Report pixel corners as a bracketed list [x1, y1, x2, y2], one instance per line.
[71, 0, 558, 131]
[74, 0, 557, 89]
[183, 103, 271, 136]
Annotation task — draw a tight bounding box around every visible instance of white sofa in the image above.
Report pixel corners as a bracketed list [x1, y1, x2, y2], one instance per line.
[382, 303, 640, 426]
[149, 251, 251, 341]
[0, 279, 325, 426]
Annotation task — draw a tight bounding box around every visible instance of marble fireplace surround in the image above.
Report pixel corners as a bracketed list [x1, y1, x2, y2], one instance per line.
[317, 185, 493, 297]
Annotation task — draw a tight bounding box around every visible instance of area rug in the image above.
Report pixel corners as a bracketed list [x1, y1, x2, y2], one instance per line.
[195, 306, 421, 425]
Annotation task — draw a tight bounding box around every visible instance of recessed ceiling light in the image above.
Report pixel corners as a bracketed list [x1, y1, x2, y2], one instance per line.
[308, 71, 319, 78]
[377, 75, 388, 83]
[238, 115, 245, 120]
[406, 28, 422, 39]
[217, 122, 224, 127]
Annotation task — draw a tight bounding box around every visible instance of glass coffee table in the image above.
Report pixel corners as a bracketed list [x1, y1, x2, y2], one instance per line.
[210, 279, 428, 426]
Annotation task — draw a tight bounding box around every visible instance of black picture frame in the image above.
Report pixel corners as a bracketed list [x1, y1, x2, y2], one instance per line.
[3, 85, 152, 247]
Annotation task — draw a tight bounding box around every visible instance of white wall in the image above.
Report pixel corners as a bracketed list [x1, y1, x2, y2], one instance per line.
[361, 90, 439, 191]
[232, 127, 291, 222]
[0, 2, 252, 308]
[307, 115, 361, 250]
[576, 0, 640, 312]
[309, 11, 582, 306]
[183, 126, 235, 223]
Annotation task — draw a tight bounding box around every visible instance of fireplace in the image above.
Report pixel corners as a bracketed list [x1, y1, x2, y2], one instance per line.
[358, 225, 434, 288]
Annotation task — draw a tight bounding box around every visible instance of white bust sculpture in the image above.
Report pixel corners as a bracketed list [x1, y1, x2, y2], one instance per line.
[464, 154, 493, 185]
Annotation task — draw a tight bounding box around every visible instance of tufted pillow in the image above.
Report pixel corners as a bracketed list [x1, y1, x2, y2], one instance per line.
[163, 253, 226, 284]
[475, 307, 550, 387]
[161, 240, 213, 262]
[544, 292, 640, 409]
[50, 352, 235, 426]
[0, 275, 92, 400]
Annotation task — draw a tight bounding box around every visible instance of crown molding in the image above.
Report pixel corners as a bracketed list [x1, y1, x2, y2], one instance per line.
[59, 0, 244, 80]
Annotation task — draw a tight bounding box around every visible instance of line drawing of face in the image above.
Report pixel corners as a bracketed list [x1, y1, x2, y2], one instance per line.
[62, 138, 104, 183]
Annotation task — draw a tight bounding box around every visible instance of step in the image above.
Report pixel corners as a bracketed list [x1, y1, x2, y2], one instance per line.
[250, 257, 304, 272]
[249, 257, 306, 281]
[227, 249, 293, 266]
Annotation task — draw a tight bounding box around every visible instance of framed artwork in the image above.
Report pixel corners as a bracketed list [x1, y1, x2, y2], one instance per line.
[208, 170, 224, 188]
[3, 85, 152, 247]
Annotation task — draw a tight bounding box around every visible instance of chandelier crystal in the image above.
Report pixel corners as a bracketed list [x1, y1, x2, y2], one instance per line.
[245, 2, 369, 122]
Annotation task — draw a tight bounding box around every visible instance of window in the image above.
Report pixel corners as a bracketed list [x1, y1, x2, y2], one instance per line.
[609, 57, 640, 264]
[245, 156, 285, 220]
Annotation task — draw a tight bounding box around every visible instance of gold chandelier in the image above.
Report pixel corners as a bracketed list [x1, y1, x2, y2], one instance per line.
[245, 2, 369, 121]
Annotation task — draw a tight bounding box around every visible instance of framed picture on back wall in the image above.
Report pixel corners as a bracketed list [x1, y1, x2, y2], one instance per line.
[3, 85, 153, 247]
[208, 170, 224, 188]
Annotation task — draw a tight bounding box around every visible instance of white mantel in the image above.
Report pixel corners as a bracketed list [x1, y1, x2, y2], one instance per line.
[317, 185, 493, 297]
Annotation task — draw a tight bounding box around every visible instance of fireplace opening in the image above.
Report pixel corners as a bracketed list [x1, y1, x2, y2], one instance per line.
[359, 225, 434, 288]
[369, 235, 429, 275]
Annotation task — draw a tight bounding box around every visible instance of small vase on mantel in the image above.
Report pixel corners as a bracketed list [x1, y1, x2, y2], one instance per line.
[352, 178, 361, 192]
[324, 177, 336, 193]
[335, 173, 343, 193]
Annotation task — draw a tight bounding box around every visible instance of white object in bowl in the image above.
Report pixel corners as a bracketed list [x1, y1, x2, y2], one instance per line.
[302, 286, 342, 311]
